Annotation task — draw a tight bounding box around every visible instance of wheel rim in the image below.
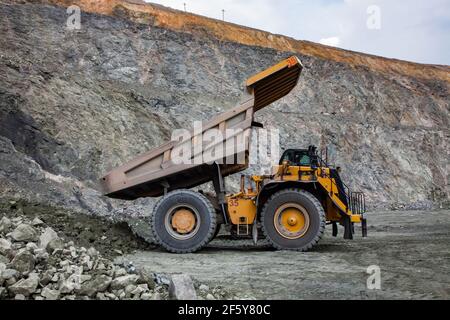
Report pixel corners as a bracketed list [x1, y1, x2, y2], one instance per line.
[273, 203, 310, 239]
[165, 205, 201, 240]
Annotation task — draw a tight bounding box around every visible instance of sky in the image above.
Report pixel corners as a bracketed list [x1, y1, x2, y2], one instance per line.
[144, 0, 450, 65]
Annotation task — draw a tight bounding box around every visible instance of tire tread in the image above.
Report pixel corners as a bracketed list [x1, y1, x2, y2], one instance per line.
[150, 190, 217, 254]
[261, 188, 326, 252]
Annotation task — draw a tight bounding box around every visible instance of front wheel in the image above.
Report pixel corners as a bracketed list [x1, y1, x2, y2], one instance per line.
[261, 189, 326, 251]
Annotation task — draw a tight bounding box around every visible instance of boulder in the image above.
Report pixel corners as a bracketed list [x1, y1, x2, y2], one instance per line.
[39, 271, 53, 286]
[199, 284, 209, 292]
[169, 274, 197, 300]
[87, 247, 98, 258]
[48, 238, 65, 252]
[77, 275, 112, 297]
[2, 268, 19, 280]
[141, 292, 152, 300]
[0, 254, 9, 264]
[110, 275, 139, 290]
[59, 274, 81, 294]
[0, 217, 12, 233]
[38, 227, 59, 250]
[137, 267, 156, 289]
[131, 284, 148, 296]
[10, 250, 35, 274]
[10, 224, 38, 242]
[9, 273, 39, 297]
[26, 242, 38, 251]
[41, 286, 61, 300]
[31, 218, 44, 226]
[0, 238, 12, 255]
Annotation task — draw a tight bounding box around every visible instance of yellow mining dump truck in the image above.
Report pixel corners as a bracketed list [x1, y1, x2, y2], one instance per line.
[100, 56, 367, 253]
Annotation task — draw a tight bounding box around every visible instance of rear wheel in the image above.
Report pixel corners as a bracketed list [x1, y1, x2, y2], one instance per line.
[151, 190, 217, 253]
[261, 189, 326, 251]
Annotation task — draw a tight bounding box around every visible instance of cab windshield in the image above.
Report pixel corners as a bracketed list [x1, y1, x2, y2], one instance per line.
[280, 150, 311, 166]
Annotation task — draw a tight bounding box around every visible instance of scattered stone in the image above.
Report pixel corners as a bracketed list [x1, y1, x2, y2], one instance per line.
[125, 284, 137, 296]
[77, 275, 112, 297]
[47, 238, 65, 253]
[0, 217, 12, 233]
[2, 268, 19, 280]
[141, 292, 152, 300]
[39, 227, 59, 251]
[114, 268, 127, 277]
[39, 271, 53, 286]
[10, 224, 38, 242]
[0, 254, 9, 264]
[87, 247, 98, 258]
[5, 277, 18, 286]
[14, 294, 26, 300]
[169, 274, 197, 300]
[199, 284, 209, 292]
[41, 286, 60, 300]
[59, 274, 81, 294]
[9, 273, 39, 297]
[26, 242, 38, 251]
[131, 284, 148, 296]
[137, 268, 156, 289]
[206, 293, 215, 300]
[32, 217, 44, 226]
[155, 273, 171, 285]
[110, 275, 139, 290]
[0, 238, 12, 255]
[34, 248, 49, 261]
[151, 292, 162, 300]
[10, 250, 35, 274]
[96, 292, 107, 300]
[104, 292, 117, 300]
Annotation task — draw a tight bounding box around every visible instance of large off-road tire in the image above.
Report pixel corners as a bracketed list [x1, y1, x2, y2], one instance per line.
[151, 190, 217, 253]
[261, 189, 326, 251]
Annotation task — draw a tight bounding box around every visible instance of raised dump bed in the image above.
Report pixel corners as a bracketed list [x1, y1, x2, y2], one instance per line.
[100, 56, 303, 200]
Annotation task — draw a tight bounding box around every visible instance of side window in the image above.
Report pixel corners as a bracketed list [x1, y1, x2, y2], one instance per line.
[299, 155, 311, 166]
[281, 151, 294, 164]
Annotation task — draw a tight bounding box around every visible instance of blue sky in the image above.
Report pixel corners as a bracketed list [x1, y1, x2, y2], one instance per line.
[145, 0, 450, 65]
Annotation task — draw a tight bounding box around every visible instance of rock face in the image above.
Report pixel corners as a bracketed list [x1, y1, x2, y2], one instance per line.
[0, 0, 448, 219]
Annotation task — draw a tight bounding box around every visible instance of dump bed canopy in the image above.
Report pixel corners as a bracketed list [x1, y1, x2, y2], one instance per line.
[101, 56, 303, 200]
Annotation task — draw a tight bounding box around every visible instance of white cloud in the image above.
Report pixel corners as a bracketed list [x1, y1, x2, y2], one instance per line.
[319, 36, 341, 47]
[145, 0, 450, 65]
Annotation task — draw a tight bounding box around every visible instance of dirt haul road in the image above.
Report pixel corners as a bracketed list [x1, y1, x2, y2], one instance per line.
[117, 210, 450, 300]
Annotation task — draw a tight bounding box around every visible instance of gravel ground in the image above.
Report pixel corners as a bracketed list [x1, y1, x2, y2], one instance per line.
[117, 210, 450, 300]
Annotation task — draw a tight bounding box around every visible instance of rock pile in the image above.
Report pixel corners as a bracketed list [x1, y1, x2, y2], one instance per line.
[0, 211, 233, 300]
[0, 214, 166, 300]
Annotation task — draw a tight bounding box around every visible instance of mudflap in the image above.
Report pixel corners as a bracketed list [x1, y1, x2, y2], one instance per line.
[332, 222, 338, 237]
[343, 216, 353, 240]
[362, 218, 368, 238]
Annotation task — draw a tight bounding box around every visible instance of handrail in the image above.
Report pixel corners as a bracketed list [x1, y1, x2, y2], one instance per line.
[323, 171, 366, 215]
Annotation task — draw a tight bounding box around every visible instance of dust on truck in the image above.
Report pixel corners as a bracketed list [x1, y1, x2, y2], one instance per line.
[100, 56, 367, 253]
